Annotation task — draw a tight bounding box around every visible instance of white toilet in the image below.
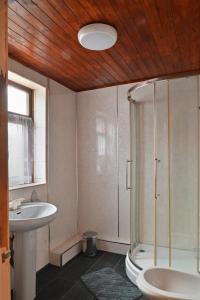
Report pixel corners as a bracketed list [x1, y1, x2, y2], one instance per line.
[137, 267, 200, 300]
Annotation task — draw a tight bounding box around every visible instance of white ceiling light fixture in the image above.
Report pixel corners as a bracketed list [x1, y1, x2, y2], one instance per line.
[78, 23, 118, 51]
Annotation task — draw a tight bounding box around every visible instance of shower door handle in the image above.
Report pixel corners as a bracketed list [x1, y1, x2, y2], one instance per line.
[155, 158, 160, 199]
[126, 160, 133, 190]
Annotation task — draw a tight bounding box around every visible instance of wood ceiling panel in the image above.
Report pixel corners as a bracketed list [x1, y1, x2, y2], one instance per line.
[34, 0, 132, 82]
[8, 0, 200, 91]
[9, 2, 117, 87]
[8, 12, 107, 88]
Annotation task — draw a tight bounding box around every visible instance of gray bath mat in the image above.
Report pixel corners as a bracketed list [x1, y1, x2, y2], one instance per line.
[81, 267, 142, 300]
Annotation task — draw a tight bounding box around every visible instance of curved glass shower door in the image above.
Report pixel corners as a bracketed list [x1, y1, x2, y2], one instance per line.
[129, 75, 200, 274]
[154, 80, 170, 268]
[129, 101, 139, 255]
[129, 83, 155, 269]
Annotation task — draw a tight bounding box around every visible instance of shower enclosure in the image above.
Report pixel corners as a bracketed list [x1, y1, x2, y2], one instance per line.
[126, 75, 200, 284]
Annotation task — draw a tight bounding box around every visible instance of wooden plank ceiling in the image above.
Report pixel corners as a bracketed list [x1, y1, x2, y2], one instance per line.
[8, 0, 200, 91]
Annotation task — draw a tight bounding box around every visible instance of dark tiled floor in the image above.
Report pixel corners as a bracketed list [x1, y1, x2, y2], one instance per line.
[36, 251, 147, 300]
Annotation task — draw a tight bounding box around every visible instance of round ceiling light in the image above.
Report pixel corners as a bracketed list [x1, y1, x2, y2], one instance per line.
[78, 23, 118, 51]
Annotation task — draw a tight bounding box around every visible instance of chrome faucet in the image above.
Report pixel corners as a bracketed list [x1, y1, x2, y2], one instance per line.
[9, 198, 24, 211]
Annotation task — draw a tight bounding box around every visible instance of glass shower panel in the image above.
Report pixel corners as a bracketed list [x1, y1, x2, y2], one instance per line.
[137, 85, 154, 249]
[170, 76, 198, 273]
[130, 102, 138, 254]
[154, 81, 170, 267]
[129, 84, 155, 268]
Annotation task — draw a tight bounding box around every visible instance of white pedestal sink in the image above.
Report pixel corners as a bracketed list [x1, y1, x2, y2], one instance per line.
[9, 202, 57, 300]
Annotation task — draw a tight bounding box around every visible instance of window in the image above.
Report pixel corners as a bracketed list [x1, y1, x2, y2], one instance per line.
[8, 82, 34, 187]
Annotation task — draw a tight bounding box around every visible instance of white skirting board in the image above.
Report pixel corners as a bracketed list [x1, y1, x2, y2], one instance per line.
[50, 234, 82, 267]
[97, 239, 130, 255]
[50, 235, 130, 267]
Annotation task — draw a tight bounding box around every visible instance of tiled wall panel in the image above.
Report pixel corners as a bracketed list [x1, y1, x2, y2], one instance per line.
[77, 87, 119, 241]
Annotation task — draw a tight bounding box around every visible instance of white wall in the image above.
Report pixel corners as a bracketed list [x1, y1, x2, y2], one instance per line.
[48, 80, 78, 250]
[77, 87, 119, 241]
[77, 85, 131, 244]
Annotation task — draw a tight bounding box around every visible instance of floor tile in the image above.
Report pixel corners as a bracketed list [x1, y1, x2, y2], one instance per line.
[61, 280, 94, 300]
[36, 264, 61, 294]
[114, 255, 127, 278]
[35, 277, 73, 300]
[86, 251, 123, 273]
[59, 252, 103, 283]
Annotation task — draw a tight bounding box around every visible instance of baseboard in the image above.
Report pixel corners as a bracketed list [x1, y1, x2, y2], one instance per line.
[97, 239, 130, 255]
[50, 235, 130, 267]
[50, 234, 82, 267]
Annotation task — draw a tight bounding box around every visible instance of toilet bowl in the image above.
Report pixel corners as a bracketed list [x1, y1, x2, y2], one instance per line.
[137, 267, 200, 300]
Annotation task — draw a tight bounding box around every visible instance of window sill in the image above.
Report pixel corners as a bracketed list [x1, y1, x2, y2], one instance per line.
[9, 182, 46, 191]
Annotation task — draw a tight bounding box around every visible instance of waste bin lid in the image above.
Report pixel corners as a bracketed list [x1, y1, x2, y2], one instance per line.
[83, 231, 98, 238]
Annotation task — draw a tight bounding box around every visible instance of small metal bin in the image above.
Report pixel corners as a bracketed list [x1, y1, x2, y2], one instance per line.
[82, 231, 98, 257]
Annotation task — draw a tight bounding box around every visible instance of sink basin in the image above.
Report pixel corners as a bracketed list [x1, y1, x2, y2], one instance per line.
[9, 202, 57, 232]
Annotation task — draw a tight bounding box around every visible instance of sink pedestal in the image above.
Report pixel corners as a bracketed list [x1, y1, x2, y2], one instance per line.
[14, 230, 37, 300]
